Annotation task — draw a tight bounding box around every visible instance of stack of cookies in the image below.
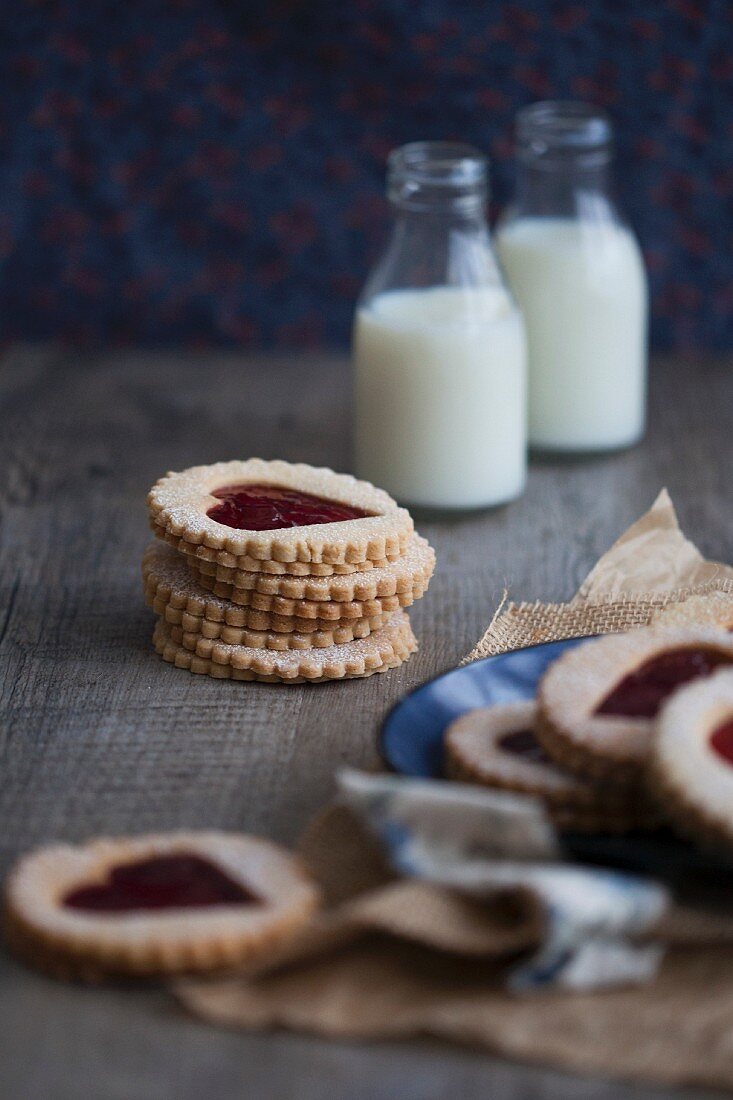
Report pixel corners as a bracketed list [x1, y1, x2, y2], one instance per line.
[446, 594, 733, 843]
[143, 459, 435, 684]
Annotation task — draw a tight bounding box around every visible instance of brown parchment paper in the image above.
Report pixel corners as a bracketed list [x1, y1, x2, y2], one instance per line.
[177, 492, 733, 1092]
[466, 489, 733, 662]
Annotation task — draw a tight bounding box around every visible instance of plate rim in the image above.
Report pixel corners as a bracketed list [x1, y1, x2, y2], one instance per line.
[379, 635, 593, 775]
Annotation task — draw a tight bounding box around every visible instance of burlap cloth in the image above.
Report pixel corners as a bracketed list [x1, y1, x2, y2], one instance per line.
[177, 491, 733, 1092]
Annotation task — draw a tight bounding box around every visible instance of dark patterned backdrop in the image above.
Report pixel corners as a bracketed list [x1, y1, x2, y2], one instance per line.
[2, 0, 731, 351]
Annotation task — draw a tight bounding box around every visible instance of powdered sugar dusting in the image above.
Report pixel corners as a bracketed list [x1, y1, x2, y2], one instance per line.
[147, 459, 413, 562]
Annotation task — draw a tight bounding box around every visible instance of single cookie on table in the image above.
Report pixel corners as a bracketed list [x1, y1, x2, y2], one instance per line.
[537, 627, 733, 786]
[153, 611, 417, 682]
[181, 533, 436, 602]
[147, 458, 414, 565]
[652, 592, 733, 632]
[444, 701, 661, 833]
[4, 832, 319, 982]
[651, 669, 733, 850]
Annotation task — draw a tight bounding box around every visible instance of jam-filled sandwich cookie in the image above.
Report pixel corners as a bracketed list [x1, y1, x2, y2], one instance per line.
[537, 627, 733, 786]
[444, 702, 660, 833]
[147, 459, 413, 566]
[153, 611, 417, 682]
[153, 522, 394, 576]
[4, 832, 319, 982]
[651, 669, 733, 850]
[181, 533, 436, 603]
[652, 592, 733, 633]
[144, 543, 388, 649]
[193, 568, 424, 619]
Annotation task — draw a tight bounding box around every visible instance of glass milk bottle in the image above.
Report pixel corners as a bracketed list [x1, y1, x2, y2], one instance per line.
[353, 142, 527, 509]
[496, 102, 648, 452]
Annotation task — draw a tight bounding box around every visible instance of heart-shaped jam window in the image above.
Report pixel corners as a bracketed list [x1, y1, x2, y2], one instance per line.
[63, 854, 260, 913]
[498, 729, 553, 765]
[207, 484, 374, 531]
[595, 648, 732, 719]
[710, 718, 733, 766]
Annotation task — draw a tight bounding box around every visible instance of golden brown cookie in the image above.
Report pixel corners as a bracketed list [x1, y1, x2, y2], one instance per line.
[166, 613, 385, 652]
[152, 520, 395, 575]
[194, 568, 426, 619]
[160, 604, 387, 649]
[4, 832, 319, 982]
[147, 459, 413, 564]
[537, 627, 733, 786]
[651, 669, 733, 850]
[181, 533, 436, 601]
[143, 543, 390, 636]
[445, 701, 660, 833]
[153, 611, 417, 682]
[652, 592, 733, 632]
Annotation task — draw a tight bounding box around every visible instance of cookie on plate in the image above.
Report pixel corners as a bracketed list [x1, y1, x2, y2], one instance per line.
[445, 701, 660, 833]
[537, 627, 733, 786]
[651, 668, 733, 850]
[4, 832, 319, 982]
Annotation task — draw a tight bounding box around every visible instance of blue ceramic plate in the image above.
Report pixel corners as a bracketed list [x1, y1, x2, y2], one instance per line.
[380, 638, 733, 883]
[381, 637, 587, 781]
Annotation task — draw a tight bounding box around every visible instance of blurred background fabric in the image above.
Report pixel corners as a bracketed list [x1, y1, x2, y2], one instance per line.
[2, 0, 731, 351]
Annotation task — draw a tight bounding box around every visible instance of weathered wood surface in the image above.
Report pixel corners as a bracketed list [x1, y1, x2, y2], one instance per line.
[1, 344, 731, 1100]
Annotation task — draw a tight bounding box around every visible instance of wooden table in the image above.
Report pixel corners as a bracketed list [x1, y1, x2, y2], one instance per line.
[1, 345, 731, 1099]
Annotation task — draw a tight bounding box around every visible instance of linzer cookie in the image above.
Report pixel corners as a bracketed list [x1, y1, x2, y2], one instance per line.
[145, 543, 389, 646]
[651, 669, 733, 850]
[652, 592, 733, 633]
[154, 612, 417, 682]
[445, 701, 659, 833]
[167, 615, 385, 652]
[194, 568, 425, 618]
[4, 832, 319, 982]
[144, 460, 432, 683]
[181, 533, 435, 601]
[537, 627, 733, 785]
[154, 521, 395, 576]
[147, 459, 413, 565]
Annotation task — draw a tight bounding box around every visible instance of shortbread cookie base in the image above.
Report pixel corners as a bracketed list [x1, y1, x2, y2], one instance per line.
[142, 542, 423, 623]
[652, 593, 733, 633]
[158, 603, 387, 650]
[537, 627, 733, 785]
[194, 568, 427, 619]
[183, 534, 436, 602]
[4, 832, 319, 982]
[153, 521, 396, 575]
[153, 613, 417, 681]
[147, 459, 414, 564]
[148, 587, 381, 636]
[650, 669, 733, 850]
[445, 702, 660, 834]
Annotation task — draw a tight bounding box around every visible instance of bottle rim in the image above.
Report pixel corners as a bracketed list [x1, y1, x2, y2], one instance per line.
[516, 101, 613, 166]
[387, 142, 488, 210]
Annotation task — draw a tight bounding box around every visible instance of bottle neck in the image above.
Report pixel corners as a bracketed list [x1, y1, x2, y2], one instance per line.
[514, 159, 616, 220]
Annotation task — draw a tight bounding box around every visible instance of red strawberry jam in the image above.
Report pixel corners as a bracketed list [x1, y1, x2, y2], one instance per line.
[63, 854, 260, 912]
[207, 483, 373, 531]
[710, 719, 733, 766]
[595, 648, 732, 719]
[498, 729, 553, 764]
